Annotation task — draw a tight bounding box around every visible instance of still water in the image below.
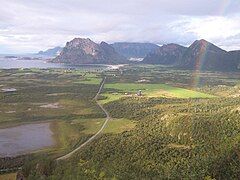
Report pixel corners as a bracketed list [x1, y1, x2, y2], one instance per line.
[0, 123, 54, 157]
[0, 58, 108, 70]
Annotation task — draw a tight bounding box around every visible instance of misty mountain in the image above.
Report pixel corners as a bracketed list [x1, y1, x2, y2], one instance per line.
[37, 46, 63, 57]
[111, 42, 159, 59]
[142, 44, 187, 65]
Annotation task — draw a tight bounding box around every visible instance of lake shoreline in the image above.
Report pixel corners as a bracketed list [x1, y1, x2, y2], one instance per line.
[0, 122, 56, 158]
[0, 58, 127, 70]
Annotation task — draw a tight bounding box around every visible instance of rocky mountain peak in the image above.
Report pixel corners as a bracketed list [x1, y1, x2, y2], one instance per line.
[67, 38, 97, 48]
[142, 43, 187, 65]
[100, 41, 108, 46]
[190, 39, 226, 54]
[52, 38, 128, 64]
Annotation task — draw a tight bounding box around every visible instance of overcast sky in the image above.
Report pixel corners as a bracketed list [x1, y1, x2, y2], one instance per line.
[0, 0, 240, 54]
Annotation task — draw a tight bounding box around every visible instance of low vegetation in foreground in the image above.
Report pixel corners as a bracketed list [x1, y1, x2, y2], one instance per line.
[0, 66, 239, 179]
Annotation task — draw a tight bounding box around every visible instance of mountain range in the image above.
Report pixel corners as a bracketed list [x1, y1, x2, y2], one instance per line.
[142, 43, 187, 65]
[143, 39, 240, 71]
[50, 37, 239, 71]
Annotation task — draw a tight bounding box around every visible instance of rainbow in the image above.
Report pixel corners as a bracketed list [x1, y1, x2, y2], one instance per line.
[191, 0, 233, 87]
[218, 0, 232, 15]
[191, 42, 209, 88]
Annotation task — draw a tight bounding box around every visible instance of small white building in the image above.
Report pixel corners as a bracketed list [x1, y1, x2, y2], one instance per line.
[137, 90, 142, 96]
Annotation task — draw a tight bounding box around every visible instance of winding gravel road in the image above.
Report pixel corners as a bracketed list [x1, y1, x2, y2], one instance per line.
[57, 77, 109, 161]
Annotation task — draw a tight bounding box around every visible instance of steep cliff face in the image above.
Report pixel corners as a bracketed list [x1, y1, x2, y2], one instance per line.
[142, 44, 187, 65]
[52, 38, 128, 64]
[227, 50, 240, 70]
[111, 42, 159, 58]
[178, 39, 229, 71]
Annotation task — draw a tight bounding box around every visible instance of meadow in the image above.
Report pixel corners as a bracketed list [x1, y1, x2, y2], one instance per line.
[100, 82, 215, 104]
[0, 172, 16, 180]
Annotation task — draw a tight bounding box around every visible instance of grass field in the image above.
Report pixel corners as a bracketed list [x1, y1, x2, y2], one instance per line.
[0, 173, 16, 180]
[103, 118, 136, 134]
[100, 82, 215, 104]
[75, 73, 102, 85]
[99, 93, 124, 104]
[71, 118, 136, 135]
[79, 77, 102, 85]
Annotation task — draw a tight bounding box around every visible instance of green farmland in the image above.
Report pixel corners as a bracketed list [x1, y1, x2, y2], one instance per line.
[100, 82, 215, 104]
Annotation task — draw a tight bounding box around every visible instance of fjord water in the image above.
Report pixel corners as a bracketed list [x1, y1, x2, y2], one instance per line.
[0, 58, 108, 70]
[0, 58, 64, 69]
[0, 123, 54, 157]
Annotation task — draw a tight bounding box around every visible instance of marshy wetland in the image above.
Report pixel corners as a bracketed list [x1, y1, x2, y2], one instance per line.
[0, 68, 105, 157]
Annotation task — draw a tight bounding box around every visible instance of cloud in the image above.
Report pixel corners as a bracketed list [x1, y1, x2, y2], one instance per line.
[0, 0, 240, 53]
[170, 15, 240, 49]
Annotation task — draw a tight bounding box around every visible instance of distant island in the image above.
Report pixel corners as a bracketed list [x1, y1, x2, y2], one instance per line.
[37, 46, 63, 57]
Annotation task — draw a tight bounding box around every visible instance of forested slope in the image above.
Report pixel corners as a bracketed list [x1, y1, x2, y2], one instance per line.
[23, 97, 240, 179]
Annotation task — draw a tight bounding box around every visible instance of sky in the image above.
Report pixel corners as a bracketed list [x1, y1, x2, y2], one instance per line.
[0, 0, 240, 54]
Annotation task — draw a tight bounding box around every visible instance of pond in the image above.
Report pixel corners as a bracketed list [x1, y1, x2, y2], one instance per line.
[0, 123, 55, 157]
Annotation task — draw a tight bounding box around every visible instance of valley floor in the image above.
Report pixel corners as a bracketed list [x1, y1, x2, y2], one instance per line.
[0, 66, 239, 179]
